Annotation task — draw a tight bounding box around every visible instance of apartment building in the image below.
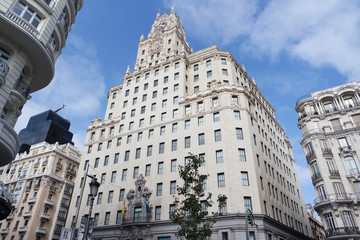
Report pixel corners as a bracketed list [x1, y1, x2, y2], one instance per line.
[0, 0, 83, 166]
[296, 82, 360, 239]
[67, 8, 312, 240]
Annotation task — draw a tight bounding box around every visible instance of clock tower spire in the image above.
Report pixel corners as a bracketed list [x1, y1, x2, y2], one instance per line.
[133, 8, 191, 72]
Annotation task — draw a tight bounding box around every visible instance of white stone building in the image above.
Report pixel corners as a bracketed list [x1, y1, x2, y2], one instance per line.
[0, 0, 83, 166]
[67, 8, 312, 240]
[296, 82, 360, 239]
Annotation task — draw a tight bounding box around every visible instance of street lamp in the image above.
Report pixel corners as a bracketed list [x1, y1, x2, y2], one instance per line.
[84, 175, 100, 240]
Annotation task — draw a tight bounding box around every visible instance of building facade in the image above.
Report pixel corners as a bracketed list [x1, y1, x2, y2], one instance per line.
[0, 0, 83, 166]
[0, 141, 81, 240]
[296, 82, 360, 239]
[67, 8, 312, 240]
[305, 204, 326, 240]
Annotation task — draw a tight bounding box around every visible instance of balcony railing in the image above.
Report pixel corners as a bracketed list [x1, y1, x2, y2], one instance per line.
[23, 211, 32, 218]
[339, 146, 352, 152]
[306, 151, 316, 163]
[56, 162, 62, 169]
[66, 168, 76, 175]
[40, 213, 50, 220]
[296, 94, 312, 106]
[314, 193, 357, 207]
[27, 197, 36, 204]
[44, 199, 54, 206]
[322, 148, 333, 156]
[0, 228, 9, 235]
[326, 227, 360, 238]
[50, 185, 56, 193]
[18, 226, 27, 233]
[0, 59, 9, 84]
[36, 227, 46, 235]
[6, 11, 40, 38]
[13, 78, 30, 99]
[311, 172, 322, 183]
[329, 169, 340, 177]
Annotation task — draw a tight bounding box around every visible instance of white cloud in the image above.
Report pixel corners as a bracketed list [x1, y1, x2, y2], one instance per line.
[295, 163, 312, 186]
[164, 0, 257, 45]
[15, 35, 106, 151]
[167, 0, 360, 81]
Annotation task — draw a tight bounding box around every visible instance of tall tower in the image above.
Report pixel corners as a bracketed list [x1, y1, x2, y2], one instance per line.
[296, 82, 360, 239]
[0, 0, 83, 166]
[67, 8, 312, 239]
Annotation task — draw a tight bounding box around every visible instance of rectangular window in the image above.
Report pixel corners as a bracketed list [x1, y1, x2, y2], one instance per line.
[216, 150, 223, 163]
[171, 159, 177, 172]
[147, 145, 153, 156]
[185, 120, 190, 129]
[244, 197, 252, 211]
[101, 173, 106, 184]
[234, 110, 241, 120]
[198, 116, 204, 126]
[164, 76, 169, 83]
[104, 212, 110, 225]
[163, 87, 168, 95]
[156, 183, 163, 196]
[194, 64, 199, 71]
[173, 109, 179, 118]
[142, 94, 147, 102]
[127, 135, 132, 144]
[114, 153, 119, 163]
[151, 102, 156, 111]
[198, 133, 205, 145]
[172, 123, 178, 132]
[124, 150, 130, 161]
[232, 95, 238, 104]
[238, 148, 246, 162]
[150, 116, 155, 124]
[111, 171, 116, 183]
[133, 167, 139, 178]
[206, 59, 211, 67]
[97, 143, 102, 151]
[222, 69, 228, 76]
[171, 139, 177, 151]
[162, 99, 167, 108]
[214, 129, 222, 142]
[236, 128, 244, 140]
[194, 74, 199, 82]
[119, 189, 125, 201]
[135, 148, 141, 159]
[173, 96, 179, 104]
[174, 84, 179, 92]
[185, 136, 191, 148]
[145, 164, 151, 176]
[158, 162, 164, 174]
[207, 70, 212, 78]
[108, 191, 114, 203]
[212, 97, 219, 107]
[94, 158, 99, 168]
[161, 112, 166, 121]
[137, 132, 143, 141]
[155, 206, 161, 220]
[221, 58, 227, 65]
[122, 169, 127, 181]
[159, 142, 165, 154]
[217, 173, 225, 187]
[97, 192, 103, 204]
[116, 211, 122, 224]
[241, 172, 249, 186]
[174, 72, 179, 80]
[170, 181, 176, 194]
[213, 112, 220, 122]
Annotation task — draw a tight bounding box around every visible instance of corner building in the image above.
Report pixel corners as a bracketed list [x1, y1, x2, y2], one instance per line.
[68, 9, 312, 240]
[296, 82, 360, 239]
[0, 0, 83, 165]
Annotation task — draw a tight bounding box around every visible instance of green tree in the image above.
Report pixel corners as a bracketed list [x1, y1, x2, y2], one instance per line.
[170, 154, 227, 240]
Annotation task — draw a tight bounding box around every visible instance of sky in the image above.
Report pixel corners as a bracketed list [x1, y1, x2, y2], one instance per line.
[14, 0, 360, 206]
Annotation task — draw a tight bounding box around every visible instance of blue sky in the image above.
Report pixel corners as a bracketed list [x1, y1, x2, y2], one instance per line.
[14, 0, 360, 206]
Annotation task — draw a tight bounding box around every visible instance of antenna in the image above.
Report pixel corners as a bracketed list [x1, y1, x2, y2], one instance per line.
[54, 104, 66, 113]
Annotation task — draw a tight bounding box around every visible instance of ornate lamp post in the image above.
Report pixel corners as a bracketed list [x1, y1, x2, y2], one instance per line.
[83, 175, 100, 240]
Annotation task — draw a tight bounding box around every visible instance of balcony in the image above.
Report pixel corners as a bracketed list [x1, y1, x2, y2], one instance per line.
[56, 162, 62, 169]
[314, 193, 357, 211]
[61, 201, 69, 208]
[18, 226, 27, 233]
[326, 227, 360, 239]
[42, 160, 48, 166]
[44, 199, 54, 206]
[0, 228, 9, 235]
[23, 211, 32, 218]
[311, 172, 323, 184]
[50, 185, 56, 193]
[6, 214, 14, 221]
[34, 182, 40, 190]
[34, 162, 40, 168]
[0, 58, 9, 86]
[339, 146, 352, 153]
[66, 168, 76, 175]
[329, 169, 340, 178]
[0, 118, 19, 166]
[36, 227, 46, 235]
[27, 197, 36, 204]
[322, 148, 333, 157]
[40, 213, 51, 221]
[11, 77, 30, 101]
[306, 151, 316, 163]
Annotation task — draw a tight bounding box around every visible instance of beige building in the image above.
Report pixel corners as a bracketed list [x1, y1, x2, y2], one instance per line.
[0, 141, 81, 240]
[67, 8, 312, 240]
[0, 0, 83, 166]
[306, 204, 326, 240]
[296, 82, 360, 239]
